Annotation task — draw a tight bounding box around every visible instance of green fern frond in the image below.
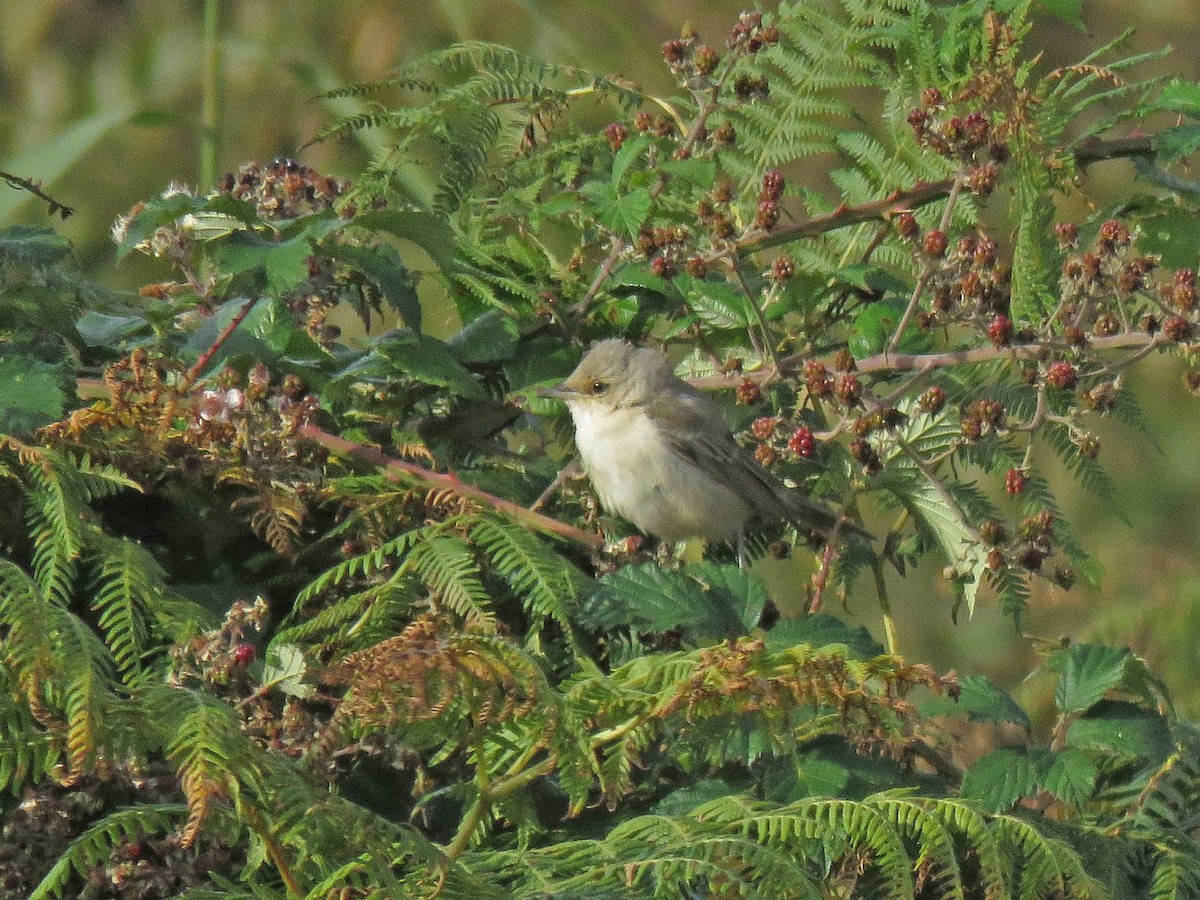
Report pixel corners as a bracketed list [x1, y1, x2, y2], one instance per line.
[470, 515, 586, 638]
[403, 535, 494, 630]
[28, 804, 191, 900]
[86, 535, 163, 676]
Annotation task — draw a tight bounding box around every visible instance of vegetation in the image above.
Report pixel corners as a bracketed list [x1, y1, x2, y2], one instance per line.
[4, 0, 1200, 896]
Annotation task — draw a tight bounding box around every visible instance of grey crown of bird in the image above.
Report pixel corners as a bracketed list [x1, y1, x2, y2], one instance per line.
[542, 339, 864, 547]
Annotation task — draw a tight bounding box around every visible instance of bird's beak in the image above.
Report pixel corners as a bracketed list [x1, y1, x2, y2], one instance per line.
[537, 383, 576, 401]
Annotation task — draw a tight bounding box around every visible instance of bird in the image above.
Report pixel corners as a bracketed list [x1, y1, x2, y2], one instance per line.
[540, 339, 867, 564]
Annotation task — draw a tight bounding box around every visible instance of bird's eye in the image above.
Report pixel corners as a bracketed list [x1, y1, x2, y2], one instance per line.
[589, 379, 607, 394]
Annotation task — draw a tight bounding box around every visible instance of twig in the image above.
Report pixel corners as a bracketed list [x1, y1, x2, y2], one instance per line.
[886, 170, 965, 355]
[298, 425, 605, 549]
[686, 330, 1172, 390]
[0, 170, 75, 219]
[530, 457, 582, 512]
[182, 297, 259, 389]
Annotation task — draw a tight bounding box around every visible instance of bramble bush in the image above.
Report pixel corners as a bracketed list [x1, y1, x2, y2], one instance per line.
[5, 1, 1200, 896]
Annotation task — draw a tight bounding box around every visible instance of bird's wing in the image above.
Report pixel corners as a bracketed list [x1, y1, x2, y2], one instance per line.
[654, 389, 848, 536]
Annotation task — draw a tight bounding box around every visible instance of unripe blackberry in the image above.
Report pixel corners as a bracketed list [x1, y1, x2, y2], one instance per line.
[755, 199, 780, 230]
[1063, 326, 1087, 347]
[1093, 313, 1119, 337]
[1164, 316, 1192, 342]
[694, 45, 719, 75]
[684, 256, 708, 277]
[923, 229, 948, 258]
[986, 547, 1007, 572]
[1076, 433, 1100, 458]
[751, 416, 780, 440]
[1005, 467, 1026, 496]
[760, 170, 785, 201]
[921, 87, 944, 108]
[834, 372, 862, 406]
[735, 378, 761, 405]
[987, 313, 1013, 346]
[850, 438, 881, 473]
[980, 520, 1007, 545]
[1098, 218, 1131, 250]
[804, 359, 833, 397]
[1055, 222, 1078, 249]
[604, 122, 627, 151]
[1044, 360, 1077, 390]
[1017, 546, 1046, 572]
[788, 426, 815, 457]
[662, 39, 689, 64]
[920, 386, 946, 413]
[894, 211, 920, 239]
[755, 443, 779, 466]
[967, 162, 999, 195]
[770, 255, 794, 282]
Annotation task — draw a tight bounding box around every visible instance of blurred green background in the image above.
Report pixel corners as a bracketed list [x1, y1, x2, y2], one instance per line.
[5, 0, 1200, 716]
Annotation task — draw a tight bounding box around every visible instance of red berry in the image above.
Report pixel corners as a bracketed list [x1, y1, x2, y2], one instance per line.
[788, 427, 815, 457]
[1005, 468, 1026, 496]
[234, 643, 256, 668]
[735, 378, 761, 405]
[1164, 315, 1193, 342]
[923, 230, 948, 258]
[1044, 360, 1077, 390]
[894, 211, 919, 239]
[987, 314, 1013, 346]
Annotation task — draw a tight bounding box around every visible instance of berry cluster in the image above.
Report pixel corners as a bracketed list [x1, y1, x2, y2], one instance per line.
[906, 89, 1007, 192]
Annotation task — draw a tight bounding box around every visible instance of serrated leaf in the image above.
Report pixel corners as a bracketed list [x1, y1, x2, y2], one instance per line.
[610, 135, 652, 186]
[1041, 748, 1098, 807]
[960, 748, 1039, 812]
[262, 644, 314, 699]
[377, 331, 485, 398]
[594, 186, 652, 239]
[351, 209, 457, 272]
[0, 225, 71, 263]
[1148, 79, 1200, 119]
[585, 563, 755, 643]
[1034, 0, 1084, 29]
[447, 311, 518, 364]
[921, 675, 1031, 728]
[1066, 700, 1173, 759]
[675, 274, 750, 328]
[0, 355, 65, 433]
[660, 156, 716, 188]
[1053, 643, 1133, 713]
[75, 312, 148, 348]
[214, 230, 314, 294]
[1153, 124, 1200, 162]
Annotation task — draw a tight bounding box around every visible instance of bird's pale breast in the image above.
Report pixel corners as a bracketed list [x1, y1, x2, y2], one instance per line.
[569, 401, 751, 542]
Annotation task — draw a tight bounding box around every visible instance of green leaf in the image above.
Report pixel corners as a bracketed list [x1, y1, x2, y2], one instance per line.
[1148, 79, 1200, 119]
[1034, 0, 1084, 29]
[214, 229, 318, 294]
[675, 274, 750, 328]
[1153, 124, 1200, 162]
[1041, 748, 1098, 807]
[1066, 700, 1173, 759]
[447, 311, 519, 364]
[325, 241, 421, 332]
[610, 134, 652, 186]
[1053, 643, 1133, 713]
[585, 563, 756, 643]
[849, 298, 930, 358]
[591, 185, 652, 239]
[0, 225, 71, 263]
[75, 312, 149, 348]
[351, 209, 458, 273]
[376, 331, 485, 398]
[660, 156, 717, 188]
[763, 614, 883, 659]
[0, 355, 66, 433]
[688, 561, 767, 632]
[920, 675, 1031, 728]
[262, 644, 314, 699]
[652, 778, 739, 815]
[960, 749, 1040, 812]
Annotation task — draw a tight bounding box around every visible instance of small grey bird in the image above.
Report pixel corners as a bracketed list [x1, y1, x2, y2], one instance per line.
[541, 339, 864, 561]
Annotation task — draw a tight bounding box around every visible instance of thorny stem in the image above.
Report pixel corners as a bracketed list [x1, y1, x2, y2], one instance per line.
[298, 425, 605, 549]
[530, 456, 582, 512]
[886, 169, 966, 355]
[687, 331, 1174, 390]
[156, 296, 260, 439]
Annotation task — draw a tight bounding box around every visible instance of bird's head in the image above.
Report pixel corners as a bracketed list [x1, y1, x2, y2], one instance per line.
[539, 339, 673, 410]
